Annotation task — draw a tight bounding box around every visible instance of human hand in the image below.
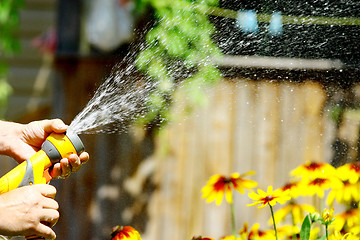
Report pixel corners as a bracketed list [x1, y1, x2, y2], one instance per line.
[0, 119, 89, 179]
[0, 184, 59, 239]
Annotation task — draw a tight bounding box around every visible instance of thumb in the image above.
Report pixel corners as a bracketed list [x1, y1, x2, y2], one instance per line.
[41, 119, 68, 134]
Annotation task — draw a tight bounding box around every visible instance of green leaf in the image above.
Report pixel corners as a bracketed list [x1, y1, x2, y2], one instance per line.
[203, 0, 219, 6]
[135, 49, 154, 71]
[161, 31, 188, 56]
[300, 215, 312, 240]
[134, 0, 222, 127]
[146, 27, 161, 44]
[0, 63, 8, 76]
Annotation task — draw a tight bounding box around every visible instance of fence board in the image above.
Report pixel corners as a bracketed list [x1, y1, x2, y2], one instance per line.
[302, 82, 327, 162]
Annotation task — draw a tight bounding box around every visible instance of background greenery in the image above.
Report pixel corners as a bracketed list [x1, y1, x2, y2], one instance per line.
[134, 0, 222, 126]
[0, 0, 23, 118]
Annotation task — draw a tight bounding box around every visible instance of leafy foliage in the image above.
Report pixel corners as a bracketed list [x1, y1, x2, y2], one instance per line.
[134, 0, 222, 126]
[0, 0, 23, 118]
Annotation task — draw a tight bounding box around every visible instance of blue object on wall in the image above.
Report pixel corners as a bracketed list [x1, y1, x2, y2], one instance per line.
[268, 11, 283, 36]
[236, 10, 258, 34]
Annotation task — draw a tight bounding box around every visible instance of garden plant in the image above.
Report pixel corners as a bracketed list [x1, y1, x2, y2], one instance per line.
[112, 160, 360, 240]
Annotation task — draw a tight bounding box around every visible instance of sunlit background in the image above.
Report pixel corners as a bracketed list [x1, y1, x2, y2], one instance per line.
[0, 0, 359, 240]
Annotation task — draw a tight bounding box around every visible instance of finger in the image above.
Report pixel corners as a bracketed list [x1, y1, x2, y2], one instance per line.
[41, 197, 59, 210]
[79, 152, 89, 164]
[41, 119, 68, 134]
[50, 163, 62, 179]
[60, 158, 71, 178]
[68, 154, 81, 172]
[34, 222, 57, 240]
[40, 209, 60, 227]
[34, 184, 57, 199]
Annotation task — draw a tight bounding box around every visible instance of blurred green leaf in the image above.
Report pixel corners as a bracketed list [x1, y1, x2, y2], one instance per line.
[135, 0, 222, 127]
[300, 215, 311, 240]
[0, 0, 23, 118]
[329, 104, 343, 127]
[136, 48, 155, 71]
[0, 64, 8, 76]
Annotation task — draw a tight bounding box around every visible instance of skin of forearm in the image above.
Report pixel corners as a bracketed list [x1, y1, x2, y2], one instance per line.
[0, 120, 24, 158]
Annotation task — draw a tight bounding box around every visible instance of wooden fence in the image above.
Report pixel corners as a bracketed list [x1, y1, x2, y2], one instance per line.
[142, 79, 336, 240]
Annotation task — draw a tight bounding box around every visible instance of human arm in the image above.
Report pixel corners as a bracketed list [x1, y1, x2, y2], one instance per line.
[0, 119, 89, 178]
[0, 184, 59, 239]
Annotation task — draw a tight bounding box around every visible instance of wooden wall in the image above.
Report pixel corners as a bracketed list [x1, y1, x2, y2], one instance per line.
[2, 0, 57, 121]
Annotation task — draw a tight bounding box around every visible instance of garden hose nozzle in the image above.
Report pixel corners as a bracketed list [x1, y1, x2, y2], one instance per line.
[0, 131, 84, 194]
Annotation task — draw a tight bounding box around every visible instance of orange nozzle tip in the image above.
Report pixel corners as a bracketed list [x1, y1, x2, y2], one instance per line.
[43, 169, 52, 183]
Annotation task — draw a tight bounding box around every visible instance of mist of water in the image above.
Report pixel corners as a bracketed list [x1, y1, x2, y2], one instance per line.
[68, 62, 156, 134]
[67, 1, 359, 135]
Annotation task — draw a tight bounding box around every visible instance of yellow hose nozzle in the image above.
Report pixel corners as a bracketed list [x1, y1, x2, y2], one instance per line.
[0, 131, 84, 194]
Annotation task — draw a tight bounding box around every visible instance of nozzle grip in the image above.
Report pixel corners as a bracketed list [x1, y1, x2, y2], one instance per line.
[0, 132, 85, 194]
[41, 140, 62, 163]
[18, 159, 35, 187]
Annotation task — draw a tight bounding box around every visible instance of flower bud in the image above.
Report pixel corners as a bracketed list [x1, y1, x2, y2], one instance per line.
[322, 208, 334, 225]
[309, 212, 321, 223]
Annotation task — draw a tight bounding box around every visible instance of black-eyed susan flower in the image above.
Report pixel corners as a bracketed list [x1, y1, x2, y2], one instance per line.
[291, 161, 335, 179]
[336, 161, 360, 184]
[192, 236, 215, 240]
[327, 180, 360, 205]
[219, 235, 241, 240]
[328, 231, 358, 240]
[254, 229, 276, 240]
[271, 202, 316, 225]
[332, 208, 360, 232]
[280, 181, 303, 198]
[277, 225, 322, 240]
[247, 186, 291, 209]
[110, 226, 142, 240]
[277, 226, 320, 240]
[300, 175, 342, 198]
[202, 172, 257, 205]
[239, 222, 276, 240]
[247, 186, 291, 240]
[291, 161, 340, 198]
[275, 225, 299, 240]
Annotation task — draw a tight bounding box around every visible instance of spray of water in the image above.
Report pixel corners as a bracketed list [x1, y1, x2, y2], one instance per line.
[68, 62, 156, 134]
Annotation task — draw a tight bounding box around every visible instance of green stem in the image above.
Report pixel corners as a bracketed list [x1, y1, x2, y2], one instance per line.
[230, 202, 237, 237]
[325, 224, 329, 240]
[269, 204, 278, 240]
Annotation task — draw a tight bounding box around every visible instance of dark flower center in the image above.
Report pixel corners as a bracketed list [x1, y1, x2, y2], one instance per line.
[282, 182, 297, 191]
[310, 178, 327, 186]
[305, 162, 323, 171]
[264, 195, 274, 201]
[214, 177, 232, 191]
[350, 161, 360, 172]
